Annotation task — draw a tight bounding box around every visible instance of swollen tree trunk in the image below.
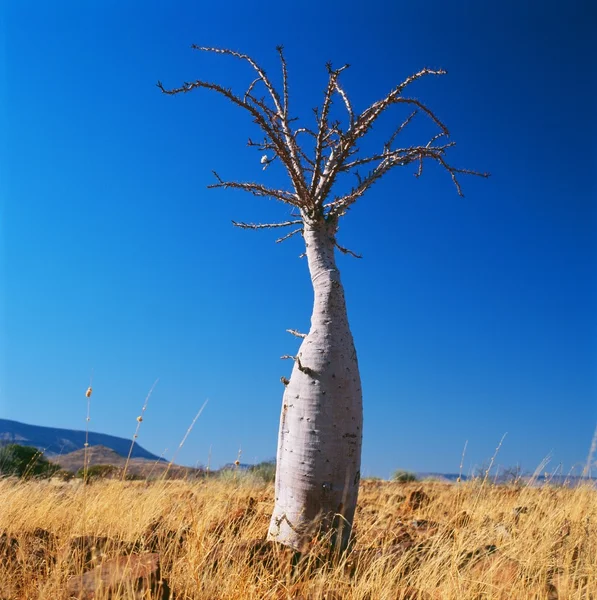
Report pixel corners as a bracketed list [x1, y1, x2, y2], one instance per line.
[268, 218, 363, 552]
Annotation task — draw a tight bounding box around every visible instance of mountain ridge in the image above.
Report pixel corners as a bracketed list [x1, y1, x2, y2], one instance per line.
[0, 418, 161, 461]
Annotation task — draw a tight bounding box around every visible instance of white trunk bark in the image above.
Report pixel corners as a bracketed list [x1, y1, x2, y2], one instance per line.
[267, 219, 363, 552]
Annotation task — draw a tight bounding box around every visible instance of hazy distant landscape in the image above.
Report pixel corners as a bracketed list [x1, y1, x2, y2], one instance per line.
[2, 419, 595, 485]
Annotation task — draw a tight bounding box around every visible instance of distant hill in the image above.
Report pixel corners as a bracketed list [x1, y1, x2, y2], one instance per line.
[0, 418, 161, 461]
[51, 445, 198, 479]
[53, 445, 139, 471]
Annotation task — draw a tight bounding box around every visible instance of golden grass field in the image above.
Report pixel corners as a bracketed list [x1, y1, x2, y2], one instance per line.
[0, 475, 595, 599]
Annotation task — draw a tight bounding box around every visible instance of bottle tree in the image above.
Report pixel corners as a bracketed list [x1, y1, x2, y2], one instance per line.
[158, 46, 487, 553]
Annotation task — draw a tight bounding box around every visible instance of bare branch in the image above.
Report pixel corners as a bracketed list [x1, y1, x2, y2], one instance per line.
[314, 68, 448, 203]
[295, 145, 316, 169]
[276, 228, 303, 243]
[280, 354, 313, 375]
[426, 131, 447, 148]
[247, 137, 277, 154]
[385, 110, 418, 151]
[277, 45, 289, 118]
[415, 153, 424, 178]
[209, 171, 302, 206]
[340, 141, 455, 172]
[244, 77, 262, 103]
[190, 45, 308, 198]
[189, 45, 308, 197]
[433, 155, 490, 197]
[326, 145, 489, 217]
[191, 45, 283, 115]
[295, 127, 318, 139]
[231, 219, 302, 230]
[357, 69, 448, 137]
[244, 91, 277, 117]
[335, 242, 362, 259]
[390, 96, 449, 135]
[310, 63, 350, 195]
[334, 80, 354, 127]
[286, 329, 307, 339]
[157, 79, 306, 197]
[160, 49, 488, 237]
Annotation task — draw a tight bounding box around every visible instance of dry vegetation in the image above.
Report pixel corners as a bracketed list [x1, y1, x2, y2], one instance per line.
[0, 475, 595, 599]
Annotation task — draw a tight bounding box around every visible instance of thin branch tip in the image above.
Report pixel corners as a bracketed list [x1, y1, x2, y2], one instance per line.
[286, 329, 307, 339]
[276, 228, 303, 244]
[335, 242, 363, 259]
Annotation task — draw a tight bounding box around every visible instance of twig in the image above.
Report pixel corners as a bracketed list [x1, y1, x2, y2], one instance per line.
[385, 110, 418, 151]
[276, 45, 289, 118]
[281, 354, 313, 375]
[335, 242, 362, 259]
[286, 329, 307, 339]
[209, 172, 300, 206]
[276, 228, 303, 243]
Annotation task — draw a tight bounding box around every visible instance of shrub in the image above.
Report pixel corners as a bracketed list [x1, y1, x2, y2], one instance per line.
[248, 460, 276, 483]
[76, 464, 120, 480]
[391, 469, 417, 483]
[499, 465, 524, 484]
[0, 444, 60, 479]
[52, 469, 75, 481]
[214, 461, 276, 486]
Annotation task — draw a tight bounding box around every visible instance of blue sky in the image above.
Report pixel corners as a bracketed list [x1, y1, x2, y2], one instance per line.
[1, 0, 595, 477]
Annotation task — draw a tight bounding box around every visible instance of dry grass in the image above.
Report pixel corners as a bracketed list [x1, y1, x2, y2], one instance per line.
[0, 475, 595, 599]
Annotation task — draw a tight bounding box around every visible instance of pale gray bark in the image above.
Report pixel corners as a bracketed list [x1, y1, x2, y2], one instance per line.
[267, 218, 362, 551]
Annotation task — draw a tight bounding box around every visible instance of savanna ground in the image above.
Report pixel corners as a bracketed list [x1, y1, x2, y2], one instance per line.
[0, 475, 595, 599]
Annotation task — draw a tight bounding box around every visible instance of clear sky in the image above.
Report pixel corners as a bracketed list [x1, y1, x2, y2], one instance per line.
[1, 0, 595, 478]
